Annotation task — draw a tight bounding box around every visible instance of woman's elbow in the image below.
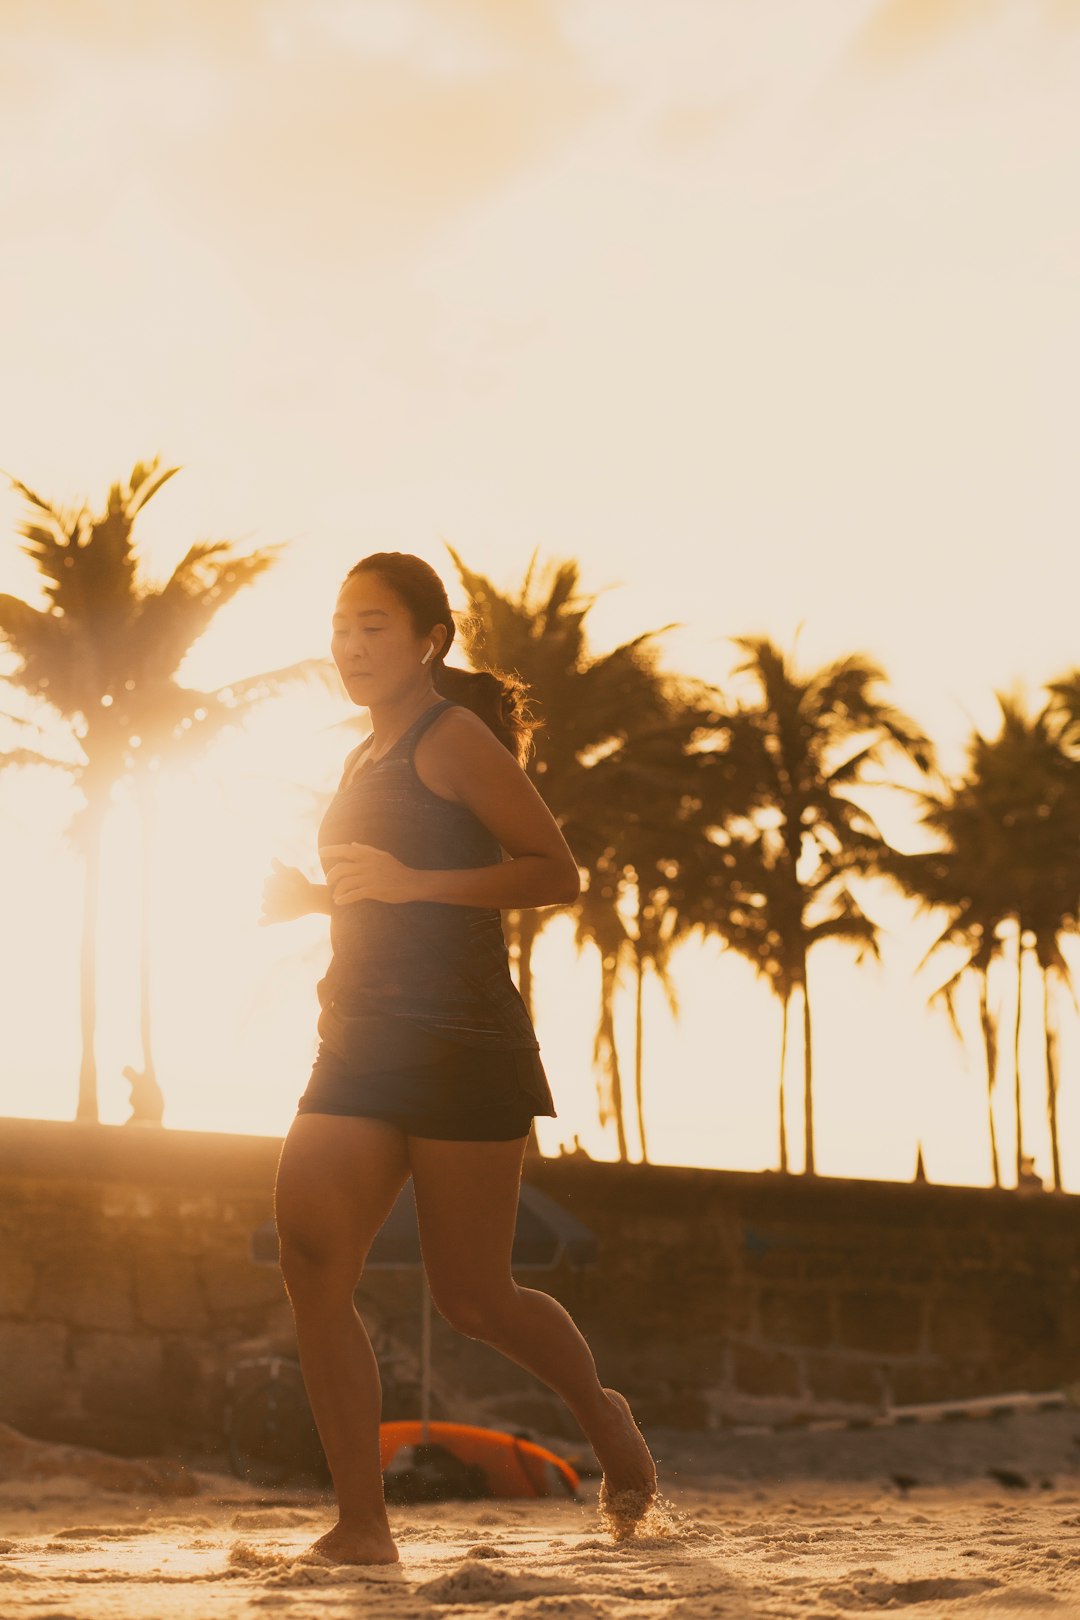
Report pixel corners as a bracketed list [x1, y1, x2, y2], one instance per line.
[551, 861, 581, 905]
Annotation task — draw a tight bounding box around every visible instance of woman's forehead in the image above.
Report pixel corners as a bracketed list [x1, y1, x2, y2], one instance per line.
[334, 573, 402, 614]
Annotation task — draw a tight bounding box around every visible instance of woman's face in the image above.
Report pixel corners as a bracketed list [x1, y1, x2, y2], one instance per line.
[331, 571, 442, 705]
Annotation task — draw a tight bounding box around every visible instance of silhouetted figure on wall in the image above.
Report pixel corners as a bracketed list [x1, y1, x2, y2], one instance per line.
[1016, 1155, 1044, 1194]
[122, 1065, 165, 1126]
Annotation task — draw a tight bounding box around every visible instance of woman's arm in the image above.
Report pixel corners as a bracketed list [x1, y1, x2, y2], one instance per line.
[409, 853, 577, 908]
[321, 707, 581, 911]
[260, 863, 335, 925]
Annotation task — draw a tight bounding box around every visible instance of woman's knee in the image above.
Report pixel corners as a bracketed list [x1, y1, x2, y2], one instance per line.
[430, 1277, 520, 1340]
[277, 1235, 369, 1312]
[272, 1113, 410, 1296]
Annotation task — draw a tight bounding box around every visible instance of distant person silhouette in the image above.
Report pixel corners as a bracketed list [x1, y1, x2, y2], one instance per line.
[1017, 1155, 1044, 1194]
[122, 1065, 164, 1126]
[260, 553, 657, 1564]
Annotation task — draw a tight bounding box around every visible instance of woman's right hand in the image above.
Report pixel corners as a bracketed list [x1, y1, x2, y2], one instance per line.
[260, 858, 318, 925]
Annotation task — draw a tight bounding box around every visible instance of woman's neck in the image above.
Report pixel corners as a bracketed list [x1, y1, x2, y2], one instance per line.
[365, 687, 443, 760]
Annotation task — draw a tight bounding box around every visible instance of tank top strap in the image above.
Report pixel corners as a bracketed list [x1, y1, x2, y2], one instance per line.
[400, 697, 456, 760]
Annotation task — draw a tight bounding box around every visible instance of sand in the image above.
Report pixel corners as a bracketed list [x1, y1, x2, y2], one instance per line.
[1, 1408, 1079, 1618]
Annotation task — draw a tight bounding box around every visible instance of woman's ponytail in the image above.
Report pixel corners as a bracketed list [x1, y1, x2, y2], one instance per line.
[432, 662, 537, 767]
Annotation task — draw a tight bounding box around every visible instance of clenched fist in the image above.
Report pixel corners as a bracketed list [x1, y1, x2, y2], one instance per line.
[260, 858, 319, 925]
[320, 842, 421, 905]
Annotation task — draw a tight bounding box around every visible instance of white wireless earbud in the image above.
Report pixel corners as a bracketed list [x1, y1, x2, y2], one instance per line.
[420, 644, 435, 666]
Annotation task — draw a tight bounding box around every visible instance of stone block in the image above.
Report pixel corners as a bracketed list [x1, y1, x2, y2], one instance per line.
[758, 1287, 833, 1348]
[158, 1337, 221, 1447]
[34, 1251, 136, 1332]
[885, 1357, 1010, 1406]
[0, 1252, 37, 1315]
[982, 1279, 1060, 1349]
[0, 1320, 69, 1425]
[738, 1225, 817, 1279]
[803, 1353, 886, 1408]
[199, 1255, 288, 1316]
[70, 1330, 164, 1424]
[732, 1343, 803, 1398]
[717, 1284, 758, 1336]
[927, 1295, 996, 1361]
[632, 1388, 712, 1429]
[134, 1252, 208, 1333]
[836, 1289, 924, 1356]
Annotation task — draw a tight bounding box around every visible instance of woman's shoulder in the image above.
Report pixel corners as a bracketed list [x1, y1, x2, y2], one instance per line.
[420, 701, 504, 756]
[413, 702, 516, 803]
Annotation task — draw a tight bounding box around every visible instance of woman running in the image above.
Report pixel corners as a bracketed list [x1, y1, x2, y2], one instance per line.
[261, 551, 657, 1565]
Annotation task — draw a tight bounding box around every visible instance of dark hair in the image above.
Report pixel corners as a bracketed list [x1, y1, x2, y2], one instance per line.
[343, 551, 538, 767]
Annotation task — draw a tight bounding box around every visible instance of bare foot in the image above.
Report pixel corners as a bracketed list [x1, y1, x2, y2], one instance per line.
[301, 1523, 400, 1566]
[592, 1388, 657, 1541]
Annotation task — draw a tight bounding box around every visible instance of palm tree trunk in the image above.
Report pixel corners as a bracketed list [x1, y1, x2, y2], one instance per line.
[137, 773, 158, 1094]
[510, 909, 540, 1022]
[76, 797, 107, 1123]
[778, 990, 790, 1174]
[595, 958, 629, 1162]
[1013, 925, 1025, 1184]
[802, 970, 815, 1177]
[1042, 966, 1063, 1192]
[634, 948, 648, 1163]
[610, 1033, 629, 1164]
[510, 909, 545, 1161]
[978, 969, 1000, 1189]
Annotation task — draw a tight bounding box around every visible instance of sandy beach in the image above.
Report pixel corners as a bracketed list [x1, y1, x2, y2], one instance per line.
[2, 1407, 1079, 1618]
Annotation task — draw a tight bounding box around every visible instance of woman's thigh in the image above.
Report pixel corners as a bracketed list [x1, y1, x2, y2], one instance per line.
[406, 1133, 530, 1325]
[274, 1112, 413, 1287]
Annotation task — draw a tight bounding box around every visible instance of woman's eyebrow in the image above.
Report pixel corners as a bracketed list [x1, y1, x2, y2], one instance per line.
[332, 608, 390, 621]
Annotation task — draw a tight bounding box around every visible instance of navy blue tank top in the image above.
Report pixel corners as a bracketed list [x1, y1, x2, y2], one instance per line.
[315, 698, 539, 1051]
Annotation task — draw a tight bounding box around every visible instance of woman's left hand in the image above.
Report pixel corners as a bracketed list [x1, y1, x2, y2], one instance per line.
[319, 843, 422, 905]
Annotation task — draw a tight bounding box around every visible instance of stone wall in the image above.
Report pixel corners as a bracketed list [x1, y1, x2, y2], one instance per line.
[0, 1120, 290, 1460]
[0, 1117, 1077, 1464]
[528, 1155, 1080, 1429]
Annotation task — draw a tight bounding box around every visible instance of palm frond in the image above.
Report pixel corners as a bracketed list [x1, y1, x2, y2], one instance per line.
[0, 745, 78, 775]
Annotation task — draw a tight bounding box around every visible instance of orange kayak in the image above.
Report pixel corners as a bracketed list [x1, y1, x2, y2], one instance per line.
[379, 1421, 579, 1498]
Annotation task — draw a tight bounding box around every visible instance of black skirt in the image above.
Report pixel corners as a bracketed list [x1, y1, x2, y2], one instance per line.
[296, 1009, 557, 1141]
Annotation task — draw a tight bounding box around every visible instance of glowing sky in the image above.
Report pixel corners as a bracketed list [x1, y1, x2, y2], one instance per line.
[1, 0, 1078, 1185]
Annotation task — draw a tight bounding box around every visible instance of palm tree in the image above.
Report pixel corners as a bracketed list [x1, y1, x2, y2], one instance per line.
[685, 637, 937, 1176]
[443, 545, 688, 1157]
[880, 685, 1080, 1190]
[1047, 668, 1080, 747]
[445, 546, 678, 989]
[875, 841, 1009, 1187]
[968, 692, 1079, 1190]
[0, 459, 337, 1122]
[576, 701, 723, 1161]
[571, 849, 634, 1163]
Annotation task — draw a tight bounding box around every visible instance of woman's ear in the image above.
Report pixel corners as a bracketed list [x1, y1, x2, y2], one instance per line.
[432, 622, 450, 659]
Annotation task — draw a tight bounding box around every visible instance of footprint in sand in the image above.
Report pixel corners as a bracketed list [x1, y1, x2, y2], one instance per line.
[51, 1526, 148, 1539]
[417, 1557, 583, 1606]
[820, 1575, 1003, 1607]
[503, 1599, 608, 1618]
[229, 1509, 320, 1530]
